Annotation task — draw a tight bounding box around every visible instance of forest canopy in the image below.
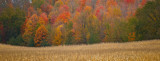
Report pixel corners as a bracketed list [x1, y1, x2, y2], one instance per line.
[0, 0, 159, 47]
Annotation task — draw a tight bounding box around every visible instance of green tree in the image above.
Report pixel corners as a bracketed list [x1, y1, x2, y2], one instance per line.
[0, 7, 25, 42]
[135, 0, 160, 40]
[32, 0, 45, 9]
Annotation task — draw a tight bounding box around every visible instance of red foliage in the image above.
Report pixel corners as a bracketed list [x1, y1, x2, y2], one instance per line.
[47, 4, 53, 12]
[27, 6, 35, 18]
[59, 5, 69, 12]
[21, 18, 29, 35]
[140, 0, 146, 6]
[76, 7, 82, 12]
[56, 12, 71, 23]
[41, 3, 53, 14]
[95, 6, 104, 20]
[40, 13, 49, 24]
[124, 0, 135, 4]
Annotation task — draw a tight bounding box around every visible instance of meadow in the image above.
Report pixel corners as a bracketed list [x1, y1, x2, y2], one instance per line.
[0, 40, 160, 61]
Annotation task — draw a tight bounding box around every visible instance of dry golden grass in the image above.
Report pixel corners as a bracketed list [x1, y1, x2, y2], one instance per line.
[0, 40, 160, 61]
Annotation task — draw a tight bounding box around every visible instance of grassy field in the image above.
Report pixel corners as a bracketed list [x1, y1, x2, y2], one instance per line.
[0, 40, 160, 61]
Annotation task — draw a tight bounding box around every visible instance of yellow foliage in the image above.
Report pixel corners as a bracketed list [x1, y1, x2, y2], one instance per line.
[107, 6, 122, 18]
[38, 17, 46, 25]
[84, 6, 92, 12]
[53, 25, 63, 45]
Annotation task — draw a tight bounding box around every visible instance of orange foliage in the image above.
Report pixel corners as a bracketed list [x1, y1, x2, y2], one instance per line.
[106, 0, 117, 7]
[7, 0, 13, 8]
[128, 32, 135, 41]
[56, 12, 71, 23]
[27, 6, 35, 18]
[39, 13, 49, 24]
[72, 12, 80, 33]
[84, 6, 92, 13]
[71, 12, 81, 43]
[21, 18, 29, 35]
[34, 25, 48, 47]
[59, 5, 69, 12]
[29, 14, 39, 24]
[96, 0, 101, 6]
[80, 0, 86, 9]
[23, 20, 34, 43]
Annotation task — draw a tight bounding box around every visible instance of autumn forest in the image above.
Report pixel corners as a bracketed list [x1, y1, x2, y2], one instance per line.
[0, 0, 160, 47]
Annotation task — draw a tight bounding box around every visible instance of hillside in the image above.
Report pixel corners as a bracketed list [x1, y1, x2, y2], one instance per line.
[0, 40, 160, 61]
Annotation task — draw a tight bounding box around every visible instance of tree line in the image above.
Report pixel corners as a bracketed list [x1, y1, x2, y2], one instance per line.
[0, 0, 159, 47]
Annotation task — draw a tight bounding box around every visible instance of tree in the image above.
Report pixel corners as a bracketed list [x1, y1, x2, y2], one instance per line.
[95, 6, 104, 20]
[106, 0, 121, 18]
[135, 0, 160, 40]
[39, 13, 49, 25]
[73, 6, 93, 44]
[32, 0, 45, 9]
[56, 12, 71, 23]
[0, 7, 25, 42]
[27, 6, 35, 18]
[72, 12, 82, 44]
[34, 25, 49, 47]
[23, 14, 38, 46]
[59, 5, 69, 13]
[40, 2, 53, 14]
[21, 18, 29, 35]
[64, 21, 73, 45]
[48, 11, 57, 24]
[86, 14, 100, 44]
[29, 14, 39, 24]
[23, 20, 34, 45]
[53, 24, 63, 45]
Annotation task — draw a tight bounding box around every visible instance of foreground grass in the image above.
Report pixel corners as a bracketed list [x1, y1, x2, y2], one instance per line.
[0, 40, 160, 61]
